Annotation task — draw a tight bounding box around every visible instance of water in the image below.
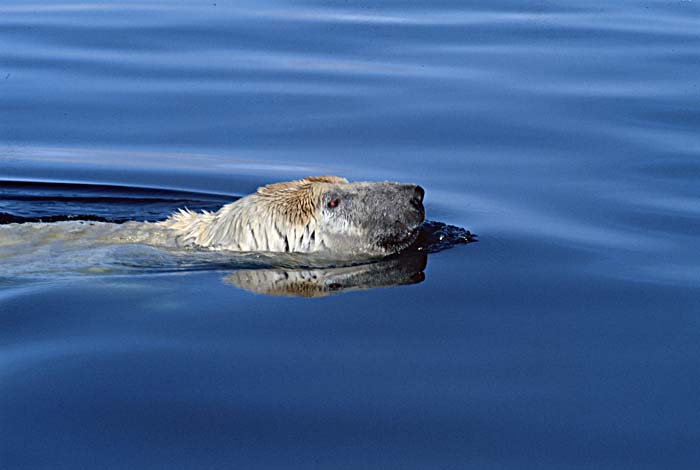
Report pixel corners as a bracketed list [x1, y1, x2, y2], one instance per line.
[1, 1, 699, 468]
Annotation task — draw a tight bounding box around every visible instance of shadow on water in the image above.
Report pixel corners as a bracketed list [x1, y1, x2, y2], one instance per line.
[0, 180, 476, 296]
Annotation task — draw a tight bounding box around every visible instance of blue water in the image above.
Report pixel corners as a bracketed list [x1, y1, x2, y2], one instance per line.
[2, 1, 700, 468]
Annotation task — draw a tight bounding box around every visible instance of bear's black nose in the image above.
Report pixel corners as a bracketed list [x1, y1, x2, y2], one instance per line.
[413, 185, 425, 203]
[409, 185, 425, 212]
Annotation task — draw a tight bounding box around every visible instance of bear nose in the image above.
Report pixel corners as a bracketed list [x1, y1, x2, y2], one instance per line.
[408, 185, 424, 211]
[411, 185, 424, 205]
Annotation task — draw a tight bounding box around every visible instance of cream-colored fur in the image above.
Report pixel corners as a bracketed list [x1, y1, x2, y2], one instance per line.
[156, 176, 348, 252]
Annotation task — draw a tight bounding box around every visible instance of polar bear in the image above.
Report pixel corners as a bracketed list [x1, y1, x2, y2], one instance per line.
[1, 176, 426, 259]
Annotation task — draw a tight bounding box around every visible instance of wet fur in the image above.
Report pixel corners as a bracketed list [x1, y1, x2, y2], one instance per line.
[157, 176, 348, 252]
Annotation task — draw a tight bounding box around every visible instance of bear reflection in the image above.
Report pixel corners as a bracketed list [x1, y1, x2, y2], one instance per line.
[224, 252, 427, 297]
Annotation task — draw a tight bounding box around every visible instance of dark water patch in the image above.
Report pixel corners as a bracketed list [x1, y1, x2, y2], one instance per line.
[635, 158, 700, 182]
[0, 180, 232, 222]
[0, 212, 111, 224]
[412, 220, 476, 252]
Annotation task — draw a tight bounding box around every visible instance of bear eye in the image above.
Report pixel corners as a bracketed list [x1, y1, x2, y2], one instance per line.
[327, 198, 340, 209]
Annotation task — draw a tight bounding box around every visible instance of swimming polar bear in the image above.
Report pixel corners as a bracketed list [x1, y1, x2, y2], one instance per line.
[2, 175, 425, 259]
[152, 175, 425, 256]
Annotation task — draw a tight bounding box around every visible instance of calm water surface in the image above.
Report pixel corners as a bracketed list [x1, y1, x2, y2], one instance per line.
[1, 1, 700, 468]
